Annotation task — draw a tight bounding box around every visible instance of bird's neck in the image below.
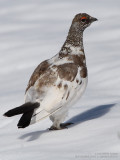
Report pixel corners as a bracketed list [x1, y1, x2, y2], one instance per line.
[66, 23, 84, 48]
[59, 23, 84, 57]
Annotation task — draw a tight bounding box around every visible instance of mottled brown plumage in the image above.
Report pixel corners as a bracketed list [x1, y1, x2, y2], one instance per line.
[3, 13, 98, 130]
[26, 60, 50, 92]
[57, 63, 78, 82]
[80, 67, 87, 78]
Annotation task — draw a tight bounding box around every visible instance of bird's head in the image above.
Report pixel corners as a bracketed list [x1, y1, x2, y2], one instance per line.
[72, 13, 98, 31]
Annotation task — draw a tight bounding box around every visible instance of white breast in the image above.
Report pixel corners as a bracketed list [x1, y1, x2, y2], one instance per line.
[67, 77, 88, 108]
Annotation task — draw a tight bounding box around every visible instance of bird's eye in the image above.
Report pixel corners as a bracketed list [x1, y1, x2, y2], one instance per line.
[81, 17, 87, 22]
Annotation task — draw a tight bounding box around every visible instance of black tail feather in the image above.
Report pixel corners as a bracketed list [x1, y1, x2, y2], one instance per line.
[3, 102, 39, 117]
[17, 110, 34, 128]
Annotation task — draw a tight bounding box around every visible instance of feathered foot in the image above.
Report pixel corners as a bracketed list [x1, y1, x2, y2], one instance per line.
[60, 122, 74, 129]
[49, 122, 73, 130]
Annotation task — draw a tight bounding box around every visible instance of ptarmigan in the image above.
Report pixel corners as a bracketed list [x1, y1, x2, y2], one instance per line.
[4, 13, 97, 130]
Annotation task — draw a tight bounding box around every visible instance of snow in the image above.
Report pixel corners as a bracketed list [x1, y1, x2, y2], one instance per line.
[0, 0, 120, 159]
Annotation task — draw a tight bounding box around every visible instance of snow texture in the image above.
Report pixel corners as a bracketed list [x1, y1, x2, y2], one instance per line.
[0, 0, 120, 159]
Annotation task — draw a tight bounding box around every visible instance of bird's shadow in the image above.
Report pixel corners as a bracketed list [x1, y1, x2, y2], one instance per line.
[19, 129, 49, 141]
[19, 103, 115, 141]
[66, 103, 115, 126]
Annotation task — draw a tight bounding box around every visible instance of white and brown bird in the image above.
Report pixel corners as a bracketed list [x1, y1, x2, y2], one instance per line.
[4, 13, 97, 130]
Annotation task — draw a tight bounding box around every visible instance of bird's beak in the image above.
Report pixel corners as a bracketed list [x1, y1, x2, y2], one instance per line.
[90, 17, 98, 22]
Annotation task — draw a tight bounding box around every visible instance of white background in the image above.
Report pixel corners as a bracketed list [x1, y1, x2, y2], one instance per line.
[0, 0, 120, 159]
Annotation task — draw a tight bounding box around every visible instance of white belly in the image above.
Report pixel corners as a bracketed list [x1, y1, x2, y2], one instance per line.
[49, 77, 88, 124]
[25, 75, 88, 124]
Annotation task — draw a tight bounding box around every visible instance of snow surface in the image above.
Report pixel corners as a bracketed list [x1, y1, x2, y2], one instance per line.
[0, 0, 120, 159]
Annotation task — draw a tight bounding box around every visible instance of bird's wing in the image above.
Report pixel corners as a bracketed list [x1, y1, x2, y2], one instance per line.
[25, 60, 50, 93]
[26, 63, 80, 124]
